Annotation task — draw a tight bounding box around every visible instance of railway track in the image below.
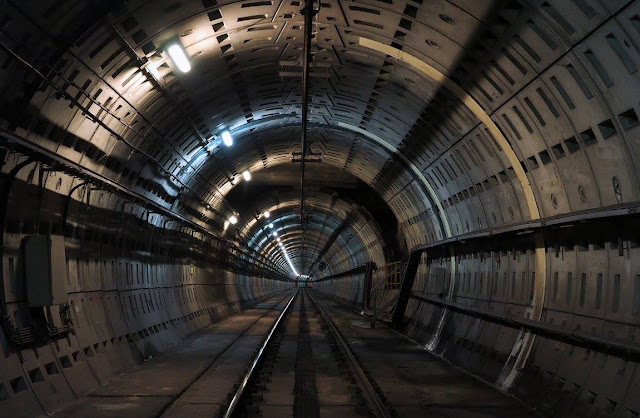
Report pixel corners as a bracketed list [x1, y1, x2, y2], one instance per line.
[216, 288, 394, 418]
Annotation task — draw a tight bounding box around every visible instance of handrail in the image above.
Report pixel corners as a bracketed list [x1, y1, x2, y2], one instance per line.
[311, 263, 369, 281]
[411, 202, 640, 255]
[410, 292, 640, 362]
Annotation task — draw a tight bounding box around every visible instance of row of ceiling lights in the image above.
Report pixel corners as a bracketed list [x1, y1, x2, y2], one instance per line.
[167, 41, 299, 278]
[270, 219, 298, 277]
[167, 42, 257, 231]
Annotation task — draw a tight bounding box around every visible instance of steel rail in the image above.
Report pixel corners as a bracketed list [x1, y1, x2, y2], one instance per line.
[152, 290, 295, 417]
[221, 289, 299, 418]
[306, 291, 392, 418]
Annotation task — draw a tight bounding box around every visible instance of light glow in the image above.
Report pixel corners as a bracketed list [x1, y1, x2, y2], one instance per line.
[272, 231, 278, 237]
[221, 131, 233, 147]
[229, 215, 238, 225]
[223, 220, 229, 230]
[281, 247, 299, 277]
[263, 211, 270, 218]
[242, 170, 251, 181]
[268, 223, 274, 229]
[166, 44, 191, 73]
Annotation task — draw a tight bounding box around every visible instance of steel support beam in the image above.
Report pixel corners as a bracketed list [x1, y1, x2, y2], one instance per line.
[312, 263, 369, 281]
[390, 251, 421, 329]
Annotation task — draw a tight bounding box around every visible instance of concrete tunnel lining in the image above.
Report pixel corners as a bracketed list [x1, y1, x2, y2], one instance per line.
[0, 0, 639, 416]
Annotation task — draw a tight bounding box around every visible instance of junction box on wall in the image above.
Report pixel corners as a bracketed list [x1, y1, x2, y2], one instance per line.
[24, 235, 68, 307]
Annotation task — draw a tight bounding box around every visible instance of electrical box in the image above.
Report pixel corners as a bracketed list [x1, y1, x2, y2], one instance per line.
[24, 235, 68, 307]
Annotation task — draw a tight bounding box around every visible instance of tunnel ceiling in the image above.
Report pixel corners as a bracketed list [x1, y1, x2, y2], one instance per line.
[1, 0, 639, 278]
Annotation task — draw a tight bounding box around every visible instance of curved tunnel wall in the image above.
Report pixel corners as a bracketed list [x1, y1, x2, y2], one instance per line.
[0, 157, 289, 415]
[310, 3, 640, 415]
[237, 188, 389, 284]
[0, 0, 639, 416]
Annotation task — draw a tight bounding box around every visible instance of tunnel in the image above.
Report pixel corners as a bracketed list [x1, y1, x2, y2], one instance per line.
[0, 0, 639, 416]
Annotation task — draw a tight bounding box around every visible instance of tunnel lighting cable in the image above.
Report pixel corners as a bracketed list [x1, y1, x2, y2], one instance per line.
[166, 43, 191, 73]
[242, 170, 251, 181]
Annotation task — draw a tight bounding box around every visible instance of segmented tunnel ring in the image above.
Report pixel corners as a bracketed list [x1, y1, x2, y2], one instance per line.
[0, 0, 640, 416]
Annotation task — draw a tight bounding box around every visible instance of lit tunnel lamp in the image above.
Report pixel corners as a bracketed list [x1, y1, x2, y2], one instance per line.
[263, 211, 270, 218]
[223, 215, 238, 231]
[166, 42, 191, 73]
[221, 130, 233, 147]
[242, 170, 251, 181]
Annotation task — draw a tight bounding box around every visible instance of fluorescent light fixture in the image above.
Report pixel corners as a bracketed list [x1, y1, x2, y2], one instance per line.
[229, 215, 238, 225]
[268, 223, 274, 229]
[263, 211, 270, 218]
[223, 220, 229, 230]
[221, 131, 233, 147]
[166, 43, 191, 73]
[242, 170, 251, 181]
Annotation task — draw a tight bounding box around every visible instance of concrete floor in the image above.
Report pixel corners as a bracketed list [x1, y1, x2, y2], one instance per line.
[54, 292, 294, 417]
[311, 292, 534, 417]
[53, 289, 533, 417]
